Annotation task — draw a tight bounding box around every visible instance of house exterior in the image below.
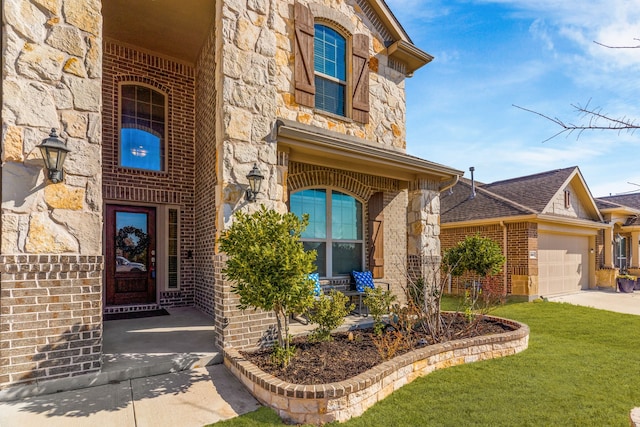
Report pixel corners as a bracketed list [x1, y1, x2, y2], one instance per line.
[440, 167, 610, 299]
[0, 0, 462, 389]
[595, 193, 640, 284]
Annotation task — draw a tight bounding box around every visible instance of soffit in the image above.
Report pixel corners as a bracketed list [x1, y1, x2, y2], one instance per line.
[274, 119, 462, 183]
[103, 0, 215, 64]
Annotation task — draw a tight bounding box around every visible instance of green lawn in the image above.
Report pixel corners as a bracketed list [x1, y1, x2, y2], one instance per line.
[213, 299, 640, 426]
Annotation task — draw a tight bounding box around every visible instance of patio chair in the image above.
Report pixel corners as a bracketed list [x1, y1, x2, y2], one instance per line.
[348, 270, 390, 316]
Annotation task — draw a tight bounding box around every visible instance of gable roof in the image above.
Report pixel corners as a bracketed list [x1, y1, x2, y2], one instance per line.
[481, 167, 576, 213]
[441, 166, 603, 225]
[597, 193, 640, 211]
[357, 0, 434, 74]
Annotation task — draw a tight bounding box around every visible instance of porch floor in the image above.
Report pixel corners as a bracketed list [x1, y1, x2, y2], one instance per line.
[102, 307, 373, 380]
[102, 306, 222, 379]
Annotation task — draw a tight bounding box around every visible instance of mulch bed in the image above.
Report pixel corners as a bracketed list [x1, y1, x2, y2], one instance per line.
[241, 314, 515, 384]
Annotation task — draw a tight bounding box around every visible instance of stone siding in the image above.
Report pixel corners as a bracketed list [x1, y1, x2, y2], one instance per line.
[218, 0, 409, 224]
[102, 40, 196, 308]
[2, 0, 104, 388]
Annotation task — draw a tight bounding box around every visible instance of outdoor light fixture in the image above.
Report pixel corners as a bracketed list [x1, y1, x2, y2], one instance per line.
[38, 128, 71, 184]
[245, 163, 264, 202]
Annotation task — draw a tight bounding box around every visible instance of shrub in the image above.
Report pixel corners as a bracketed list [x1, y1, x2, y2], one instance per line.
[364, 287, 397, 335]
[218, 206, 316, 366]
[306, 290, 354, 342]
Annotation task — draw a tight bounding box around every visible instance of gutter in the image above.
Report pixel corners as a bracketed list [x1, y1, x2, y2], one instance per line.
[439, 175, 459, 193]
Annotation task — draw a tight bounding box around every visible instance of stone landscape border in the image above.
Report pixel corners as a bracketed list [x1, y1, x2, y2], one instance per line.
[224, 316, 529, 425]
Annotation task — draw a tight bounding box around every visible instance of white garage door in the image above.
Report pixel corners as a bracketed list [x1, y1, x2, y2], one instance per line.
[538, 233, 589, 297]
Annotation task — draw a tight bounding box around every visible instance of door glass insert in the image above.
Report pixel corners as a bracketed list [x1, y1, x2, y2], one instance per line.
[115, 212, 150, 272]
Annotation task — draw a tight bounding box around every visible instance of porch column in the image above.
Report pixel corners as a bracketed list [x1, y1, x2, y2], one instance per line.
[631, 231, 640, 269]
[1, 0, 103, 388]
[407, 178, 441, 290]
[603, 228, 614, 268]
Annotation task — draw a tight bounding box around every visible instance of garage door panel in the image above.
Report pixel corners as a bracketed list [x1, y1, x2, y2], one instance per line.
[539, 233, 588, 297]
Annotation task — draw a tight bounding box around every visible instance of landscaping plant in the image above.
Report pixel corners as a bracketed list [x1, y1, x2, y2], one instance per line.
[306, 290, 354, 342]
[442, 234, 506, 324]
[218, 206, 316, 367]
[363, 286, 397, 335]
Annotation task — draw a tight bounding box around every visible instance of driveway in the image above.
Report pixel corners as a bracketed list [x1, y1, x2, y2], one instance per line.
[547, 289, 640, 316]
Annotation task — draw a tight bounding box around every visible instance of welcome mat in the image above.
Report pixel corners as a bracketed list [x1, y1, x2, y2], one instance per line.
[104, 308, 170, 321]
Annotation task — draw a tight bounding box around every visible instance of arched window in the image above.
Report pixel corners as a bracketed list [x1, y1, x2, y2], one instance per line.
[119, 84, 166, 171]
[314, 24, 346, 116]
[291, 188, 363, 277]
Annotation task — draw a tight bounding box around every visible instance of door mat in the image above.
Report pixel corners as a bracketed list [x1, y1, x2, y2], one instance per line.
[104, 308, 170, 321]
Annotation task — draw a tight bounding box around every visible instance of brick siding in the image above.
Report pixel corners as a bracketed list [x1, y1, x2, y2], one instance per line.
[102, 40, 196, 309]
[0, 256, 103, 388]
[194, 24, 218, 317]
[441, 222, 538, 296]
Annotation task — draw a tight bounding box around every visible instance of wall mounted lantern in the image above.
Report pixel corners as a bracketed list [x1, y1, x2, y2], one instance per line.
[38, 129, 70, 184]
[245, 163, 264, 202]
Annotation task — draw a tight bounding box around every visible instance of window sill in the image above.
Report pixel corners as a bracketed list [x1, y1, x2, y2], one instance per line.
[313, 109, 353, 124]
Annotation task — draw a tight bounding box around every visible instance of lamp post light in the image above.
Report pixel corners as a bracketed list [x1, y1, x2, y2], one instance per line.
[245, 163, 264, 202]
[38, 129, 71, 184]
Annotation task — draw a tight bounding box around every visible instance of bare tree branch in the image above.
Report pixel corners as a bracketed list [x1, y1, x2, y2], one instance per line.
[514, 38, 640, 142]
[593, 38, 640, 49]
[513, 102, 640, 142]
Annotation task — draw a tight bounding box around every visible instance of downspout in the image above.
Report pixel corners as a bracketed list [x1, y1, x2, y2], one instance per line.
[500, 221, 508, 295]
[438, 175, 459, 193]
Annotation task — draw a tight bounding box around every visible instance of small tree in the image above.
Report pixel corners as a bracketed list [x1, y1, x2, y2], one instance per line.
[218, 206, 316, 366]
[442, 234, 506, 320]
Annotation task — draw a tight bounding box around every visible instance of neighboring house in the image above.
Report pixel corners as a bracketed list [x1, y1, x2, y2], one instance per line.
[0, 1, 462, 388]
[440, 167, 610, 299]
[595, 193, 640, 281]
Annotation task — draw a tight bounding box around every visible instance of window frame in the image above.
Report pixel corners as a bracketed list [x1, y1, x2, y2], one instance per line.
[313, 23, 351, 119]
[156, 205, 181, 291]
[291, 187, 365, 279]
[564, 190, 571, 209]
[118, 82, 168, 173]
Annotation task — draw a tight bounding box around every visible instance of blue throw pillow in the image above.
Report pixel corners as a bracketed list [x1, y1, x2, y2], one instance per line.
[309, 273, 322, 296]
[352, 270, 375, 293]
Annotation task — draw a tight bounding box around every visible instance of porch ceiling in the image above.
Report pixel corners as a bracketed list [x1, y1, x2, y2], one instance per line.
[103, 0, 215, 64]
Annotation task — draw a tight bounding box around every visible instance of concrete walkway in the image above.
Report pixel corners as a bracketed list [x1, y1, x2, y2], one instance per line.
[0, 307, 261, 427]
[547, 289, 640, 316]
[0, 365, 261, 427]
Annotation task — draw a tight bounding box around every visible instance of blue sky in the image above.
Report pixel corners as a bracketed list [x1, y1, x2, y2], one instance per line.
[385, 0, 640, 197]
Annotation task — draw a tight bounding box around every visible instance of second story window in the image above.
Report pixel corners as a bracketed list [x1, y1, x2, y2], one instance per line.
[314, 25, 346, 116]
[294, 2, 370, 123]
[120, 84, 166, 171]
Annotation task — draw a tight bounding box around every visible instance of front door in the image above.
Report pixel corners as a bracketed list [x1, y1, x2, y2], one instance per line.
[106, 205, 156, 305]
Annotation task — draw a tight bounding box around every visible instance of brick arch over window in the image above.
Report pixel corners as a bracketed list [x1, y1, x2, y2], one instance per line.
[114, 75, 171, 96]
[288, 169, 373, 202]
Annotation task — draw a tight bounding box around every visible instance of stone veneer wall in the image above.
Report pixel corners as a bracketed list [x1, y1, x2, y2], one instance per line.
[102, 40, 196, 308]
[407, 180, 443, 293]
[217, 0, 410, 226]
[214, 0, 440, 349]
[1, 1, 103, 388]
